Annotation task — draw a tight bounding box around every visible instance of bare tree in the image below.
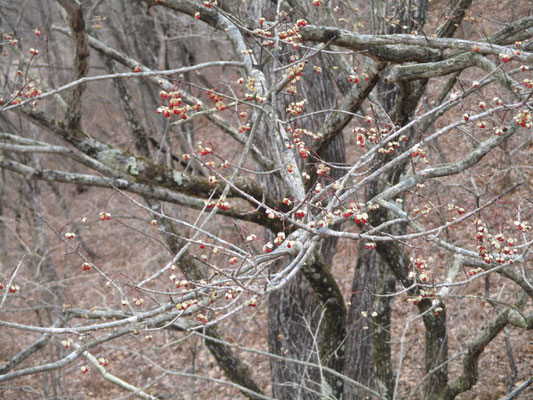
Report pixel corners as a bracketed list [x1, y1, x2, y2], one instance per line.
[1, 0, 532, 399]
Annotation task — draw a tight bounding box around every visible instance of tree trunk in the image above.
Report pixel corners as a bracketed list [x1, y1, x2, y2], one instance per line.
[268, 51, 347, 399]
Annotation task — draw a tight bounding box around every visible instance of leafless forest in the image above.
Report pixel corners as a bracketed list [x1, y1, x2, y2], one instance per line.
[0, 0, 532, 399]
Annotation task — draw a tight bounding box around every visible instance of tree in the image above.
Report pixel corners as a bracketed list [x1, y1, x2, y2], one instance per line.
[0, 0, 532, 399]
